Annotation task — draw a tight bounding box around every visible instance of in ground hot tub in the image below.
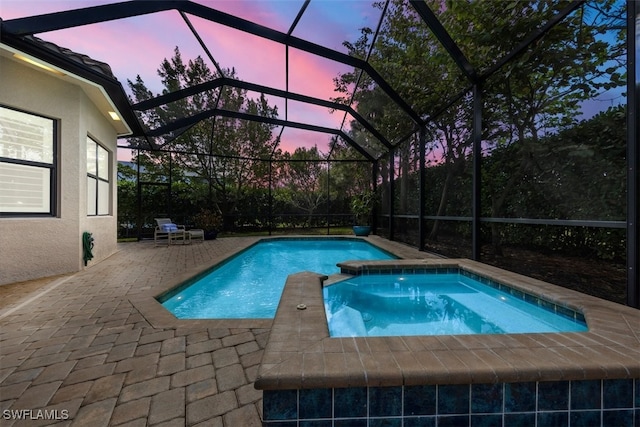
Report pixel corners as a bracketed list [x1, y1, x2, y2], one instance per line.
[323, 269, 587, 337]
[256, 259, 639, 427]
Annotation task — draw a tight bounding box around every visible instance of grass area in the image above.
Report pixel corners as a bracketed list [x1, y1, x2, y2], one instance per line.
[117, 237, 138, 242]
[221, 227, 354, 237]
[118, 227, 355, 242]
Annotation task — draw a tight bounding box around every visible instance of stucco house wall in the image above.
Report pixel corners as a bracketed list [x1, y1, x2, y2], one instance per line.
[0, 55, 119, 285]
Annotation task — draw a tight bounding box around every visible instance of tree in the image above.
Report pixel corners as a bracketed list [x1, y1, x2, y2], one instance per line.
[334, 0, 626, 252]
[124, 47, 279, 225]
[275, 146, 328, 226]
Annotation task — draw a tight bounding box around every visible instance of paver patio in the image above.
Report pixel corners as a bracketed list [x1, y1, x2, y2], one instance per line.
[0, 236, 430, 426]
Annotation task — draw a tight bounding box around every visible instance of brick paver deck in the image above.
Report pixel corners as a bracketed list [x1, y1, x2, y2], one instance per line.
[0, 237, 269, 426]
[1, 236, 431, 426]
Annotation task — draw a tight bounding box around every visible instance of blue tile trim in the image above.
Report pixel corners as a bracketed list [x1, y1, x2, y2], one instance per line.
[262, 379, 639, 426]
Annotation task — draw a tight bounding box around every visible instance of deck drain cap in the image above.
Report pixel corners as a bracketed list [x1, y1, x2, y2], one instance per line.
[297, 304, 307, 310]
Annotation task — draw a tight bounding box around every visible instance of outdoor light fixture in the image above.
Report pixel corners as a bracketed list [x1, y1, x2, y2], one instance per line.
[108, 111, 121, 121]
[13, 53, 65, 76]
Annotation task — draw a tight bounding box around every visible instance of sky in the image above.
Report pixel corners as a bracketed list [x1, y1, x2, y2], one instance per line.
[1, 1, 634, 161]
[0, 0, 384, 158]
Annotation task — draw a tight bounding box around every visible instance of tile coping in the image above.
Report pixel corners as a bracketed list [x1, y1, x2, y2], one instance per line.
[255, 258, 640, 390]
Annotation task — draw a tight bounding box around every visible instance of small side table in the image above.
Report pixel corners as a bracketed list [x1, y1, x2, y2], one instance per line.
[168, 229, 189, 245]
[189, 229, 204, 243]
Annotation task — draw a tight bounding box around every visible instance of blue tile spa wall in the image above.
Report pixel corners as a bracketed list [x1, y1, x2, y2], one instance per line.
[262, 378, 639, 426]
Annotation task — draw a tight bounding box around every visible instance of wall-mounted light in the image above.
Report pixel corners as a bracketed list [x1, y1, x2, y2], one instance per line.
[13, 53, 65, 76]
[108, 111, 121, 121]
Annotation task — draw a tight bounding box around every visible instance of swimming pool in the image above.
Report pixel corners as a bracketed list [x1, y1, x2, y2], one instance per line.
[324, 272, 588, 337]
[158, 238, 396, 319]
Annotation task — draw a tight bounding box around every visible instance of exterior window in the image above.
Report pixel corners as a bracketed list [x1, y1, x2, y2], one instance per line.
[0, 105, 56, 215]
[87, 137, 110, 216]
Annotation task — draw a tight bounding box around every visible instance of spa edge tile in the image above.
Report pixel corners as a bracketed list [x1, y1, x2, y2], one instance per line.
[299, 388, 332, 419]
[489, 348, 546, 383]
[571, 379, 602, 410]
[363, 337, 392, 353]
[504, 412, 537, 427]
[448, 350, 500, 384]
[470, 353, 519, 382]
[301, 341, 324, 354]
[567, 346, 636, 379]
[547, 347, 608, 380]
[449, 334, 491, 350]
[435, 335, 470, 351]
[400, 336, 429, 352]
[334, 419, 367, 427]
[337, 337, 358, 353]
[333, 386, 367, 418]
[273, 355, 304, 390]
[343, 352, 367, 386]
[589, 329, 639, 348]
[301, 352, 324, 377]
[404, 384, 437, 416]
[537, 411, 569, 427]
[416, 335, 449, 351]
[471, 383, 503, 414]
[504, 381, 537, 413]
[538, 380, 570, 411]
[320, 337, 344, 353]
[368, 352, 403, 387]
[438, 384, 471, 415]
[410, 350, 450, 378]
[262, 389, 297, 421]
[437, 415, 471, 427]
[603, 378, 634, 409]
[602, 409, 635, 426]
[322, 353, 348, 386]
[570, 410, 602, 427]
[298, 420, 332, 427]
[391, 351, 428, 381]
[369, 386, 402, 417]
[383, 336, 410, 352]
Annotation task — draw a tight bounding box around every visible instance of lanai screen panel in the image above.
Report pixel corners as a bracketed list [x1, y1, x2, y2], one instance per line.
[392, 132, 421, 247]
[290, 0, 383, 57]
[421, 95, 474, 257]
[186, 14, 287, 90]
[366, 0, 470, 123]
[474, 2, 628, 305]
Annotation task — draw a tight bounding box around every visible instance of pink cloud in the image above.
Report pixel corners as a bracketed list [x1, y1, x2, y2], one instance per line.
[1, 0, 104, 18]
[193, 0, 302, 34]
[279, 128, 335, 155]
[2, 0, 363, 156]
[285, 100, 343, 129]
[43, 15, 184, 92]
[187, 15, 287, 89]
[287, 48, 351, 101]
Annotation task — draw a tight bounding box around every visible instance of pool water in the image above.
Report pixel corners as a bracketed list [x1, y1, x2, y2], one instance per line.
[323, 273, 588, 337]
[159, 238, 396, 319]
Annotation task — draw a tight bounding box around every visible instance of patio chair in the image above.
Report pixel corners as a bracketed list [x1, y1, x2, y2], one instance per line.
[154, 218, 188, 246]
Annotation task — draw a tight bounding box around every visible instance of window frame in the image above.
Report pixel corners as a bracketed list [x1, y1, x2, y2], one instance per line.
[0, 105, 57, 217]
[86, 136, 111, 216]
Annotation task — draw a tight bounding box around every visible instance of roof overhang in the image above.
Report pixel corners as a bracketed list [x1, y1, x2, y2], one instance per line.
[0, 36, 139, 137]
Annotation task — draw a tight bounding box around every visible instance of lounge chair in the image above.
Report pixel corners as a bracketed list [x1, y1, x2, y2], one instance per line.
[154, 218, 188, 246]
